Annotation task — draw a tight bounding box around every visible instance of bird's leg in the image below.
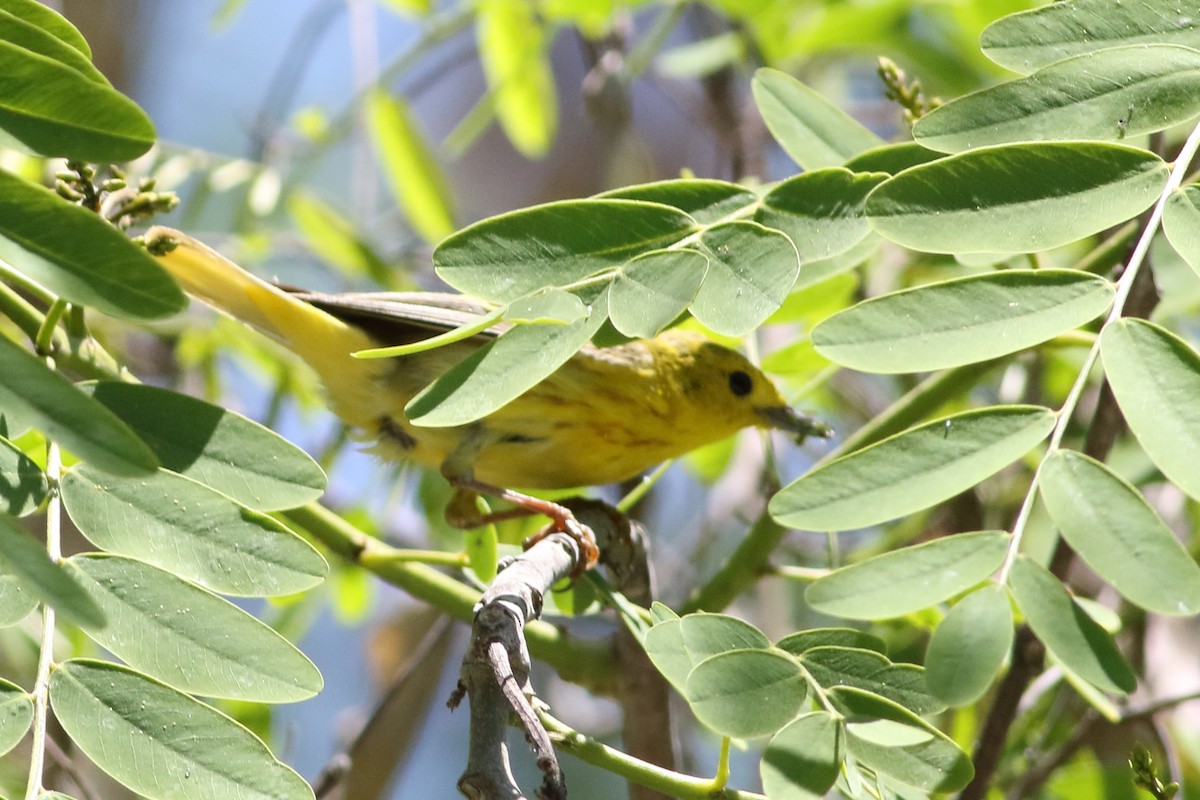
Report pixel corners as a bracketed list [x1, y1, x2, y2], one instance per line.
[440, 427, 600, 573]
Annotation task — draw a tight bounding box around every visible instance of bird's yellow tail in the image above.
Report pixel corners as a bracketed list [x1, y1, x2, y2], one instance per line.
[147, 226, 381, 424]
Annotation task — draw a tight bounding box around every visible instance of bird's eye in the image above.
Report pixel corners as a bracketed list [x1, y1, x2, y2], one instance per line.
[728, 370, 753, 397]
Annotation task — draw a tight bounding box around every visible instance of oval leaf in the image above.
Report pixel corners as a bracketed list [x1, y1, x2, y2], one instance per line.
[50, 659, 313, 800]
[686, 648, 806, 739]
[643, 619, 691, 694]
[1101, 318, 1200, 503]
[1040, 450, 1200, 615]
[915, 45, 1200, 151]
[689, 221, 800, 336]
[865, 143, 1167, 254]
[86, 382, 326, 512]
[598, 179, 758, 225]
[0, 512, 103, 628]
[776, 628, 886, 656]
[679, 613, 771, 662]
[761, 712, 843, 800]
[67, 554, 323, 702]
[1008, 556, 1136, 694]
[800, 646, 943, 715]
[0, 678, 31, 757]
[751, 68, 883, 169]
[0, 435, 46, 517]
[608, 249, 707, 339]
[1164, 186, 1200, 276]
[60, 464, 327, 597]
[434, 200, 697, 302]
[0, 338, 157, 476]
[405, 303, 605, 427]
[0, 170, 185, 320]
[981, 0, 1200, 74]
[0, 40, 155, 161]
[806, 531, 1010, 619]
[757, 168, 887, 262]
[925, 585, 1014, 706]
[770, 406, 1055, 531]
[812, 270, 1114, 373]
[834, 686, 974, 793]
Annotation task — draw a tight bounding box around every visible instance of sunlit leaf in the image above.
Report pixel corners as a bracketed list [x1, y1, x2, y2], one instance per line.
[1008, 556, 1135, 694]
[0, 435, 46, 517]
[771, 407, 1055, 531]
[865, 143, 1167, 254]
[751, 68, 883, 169]
[761, 712, 843, 800]
[690, 221, 799, 336]
[51, 659, 313, 800]
[1040, 450, 1200, 616]
[476, 0, 557, 158]
[756, 168, 886, 262]
[806, 531, 1009, 619]
[686, 648, 806, 738]
[0, 679, 31, 757]
[925, 585, 1013, 706]
[812, 270, 1113, 373]
[608, 249, 707, 338]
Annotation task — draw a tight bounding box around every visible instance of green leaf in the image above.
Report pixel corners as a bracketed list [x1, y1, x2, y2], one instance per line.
[365, 89, 455, 244]
[770, 406, 1055, 531]
[679, 612, 771, 662]
[643, 619, 691, 693]
[0, 40, 154, 162]
[476, 0, 556, 158]
[86, 382, 325, 512]
[689, 221, 800, 336]
[0, 512, 103, 628]
[925, 585, 1013, 706]
[865, 143, 1168, 254]
[806, 531, 1010, 620]
[50, 659, 313, 800]
[504, 287, 587, 324]
[775, 628, 886, 656]
[0, 435, 46, 516]
[686, 648, 806, 738]
[433, 199, 698, 302]
[66, 554, 322, 702]
[833, 686, 974, 793]
[751, 68, 883, 169]
[756, 168, 887, 261]
[915, 46, 1200, 152]
[598, 179, 757, 225]
[1040, 450, 1200, 616]
[802, 646, 943, 715]
[843, 142, 943, 175]
[0, 679, 31, 757]
[1, 0, 91, 57]
[0, 9, 106, 84]
[286, 192, 390, 283]
[981, 0, 1200, 74]
[760, 712, 843, 800]
[1101, 318, 1200, 503]
[812, 270, 1114, 374]
[60, 464, 327, 597]
[656, 32, 743, 79]
[0, 170, 185, 320]
[1008, 556, 1136, 694]
[405, 302, 606, 427]
[608, 249, 707, 338]
[0, 338, 157, 476]
[1163, 186, 1200, 277]
[0, 558, 37, 626]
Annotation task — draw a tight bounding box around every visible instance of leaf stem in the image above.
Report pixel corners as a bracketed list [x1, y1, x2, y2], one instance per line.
[998, 119, 1200, 584]
[26, 441, 61, 800]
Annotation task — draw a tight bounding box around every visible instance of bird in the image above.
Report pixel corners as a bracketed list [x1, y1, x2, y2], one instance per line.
[145, 226, 830, 570]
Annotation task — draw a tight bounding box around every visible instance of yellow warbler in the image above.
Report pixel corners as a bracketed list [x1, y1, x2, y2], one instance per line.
[147, 226, 828, 568]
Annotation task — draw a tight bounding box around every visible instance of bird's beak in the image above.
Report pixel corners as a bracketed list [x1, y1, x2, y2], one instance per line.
[757, 405, 834, 444]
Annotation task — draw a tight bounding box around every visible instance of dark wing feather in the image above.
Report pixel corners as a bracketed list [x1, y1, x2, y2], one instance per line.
[283, 289, 506, 346]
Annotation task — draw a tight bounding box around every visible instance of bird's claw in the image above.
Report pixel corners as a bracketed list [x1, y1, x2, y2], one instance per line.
[524, 513, 599, 577]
